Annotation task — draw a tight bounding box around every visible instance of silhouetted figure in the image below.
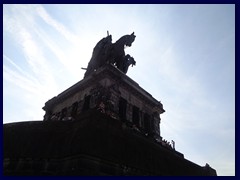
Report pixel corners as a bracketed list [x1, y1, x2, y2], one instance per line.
[118, 54, 136, 74]
[84, 34, 112, 77]
[171, 140, 175, 150]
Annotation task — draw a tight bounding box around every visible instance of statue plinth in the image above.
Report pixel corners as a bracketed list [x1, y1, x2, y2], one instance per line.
[43, 63, 165, 139]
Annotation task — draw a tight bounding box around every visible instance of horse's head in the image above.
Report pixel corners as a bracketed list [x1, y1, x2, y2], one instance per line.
[125, 32, 136, 47]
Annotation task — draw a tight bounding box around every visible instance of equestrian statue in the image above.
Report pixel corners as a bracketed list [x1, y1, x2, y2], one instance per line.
[83, 32, 136, 78]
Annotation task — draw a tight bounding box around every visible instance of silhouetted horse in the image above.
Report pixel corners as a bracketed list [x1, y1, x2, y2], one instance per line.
[84, 32, 136, 77]
[107, 32, 136, 66]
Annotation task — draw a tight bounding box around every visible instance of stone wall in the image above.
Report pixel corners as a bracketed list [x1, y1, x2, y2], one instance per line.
[3, 112, 217, 176]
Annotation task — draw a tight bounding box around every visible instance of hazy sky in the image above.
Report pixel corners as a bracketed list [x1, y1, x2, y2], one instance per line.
[3, 4, 235, 176]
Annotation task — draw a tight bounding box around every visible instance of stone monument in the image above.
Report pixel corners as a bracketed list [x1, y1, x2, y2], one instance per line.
[3, 33, 217, 176]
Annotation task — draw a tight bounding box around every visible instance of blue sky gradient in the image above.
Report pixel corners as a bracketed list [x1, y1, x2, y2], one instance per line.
[3, 4, 235, 176]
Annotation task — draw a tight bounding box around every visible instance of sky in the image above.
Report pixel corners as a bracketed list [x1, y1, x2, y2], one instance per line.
[3, 4, 235, 176]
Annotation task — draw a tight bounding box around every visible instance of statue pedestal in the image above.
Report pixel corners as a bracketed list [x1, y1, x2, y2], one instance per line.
[43, 64, 165, 139]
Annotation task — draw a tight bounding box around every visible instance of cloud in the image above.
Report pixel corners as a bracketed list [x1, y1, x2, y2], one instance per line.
[3, 4, 77, 93]
[3, 64, 40, 95]
[3, 55, 38, 82]
[3, 5, 61, 123]
[3, 4, 90, 123]
[35, 5, 79, 44]
[31, 5, 91, 79]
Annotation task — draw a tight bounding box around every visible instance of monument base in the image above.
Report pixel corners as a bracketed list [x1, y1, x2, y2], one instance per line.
[3, 110, 216, 176]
